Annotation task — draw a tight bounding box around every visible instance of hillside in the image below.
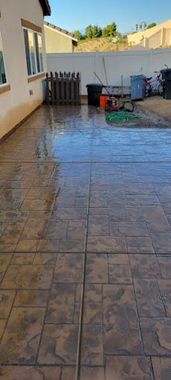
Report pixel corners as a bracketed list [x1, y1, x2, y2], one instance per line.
[75, 37, 128, 52]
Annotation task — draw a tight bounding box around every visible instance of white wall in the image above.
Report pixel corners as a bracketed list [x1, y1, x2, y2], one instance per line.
[0, 0, 47, 139]
[47, 49, 171, 95]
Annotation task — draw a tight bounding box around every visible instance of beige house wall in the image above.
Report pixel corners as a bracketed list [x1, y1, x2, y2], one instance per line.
[166, 28, 171, 45]
[0, 0, 47, 139]
[128, 20, 171, 49]
[148, 31, 162, 49]
[44, 25, 74, 53]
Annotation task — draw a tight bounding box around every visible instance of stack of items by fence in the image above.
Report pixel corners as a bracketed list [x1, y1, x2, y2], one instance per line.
[45, 72, 81, 105]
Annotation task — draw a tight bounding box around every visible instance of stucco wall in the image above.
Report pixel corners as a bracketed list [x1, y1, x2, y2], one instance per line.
[166, 29, 171, 46]
[128, 20, 171, 48]
[47, 49, 171, 95]
[44, 25, 73, 53]
[0, 0, 47, 139]
[148, 31, 162, 49]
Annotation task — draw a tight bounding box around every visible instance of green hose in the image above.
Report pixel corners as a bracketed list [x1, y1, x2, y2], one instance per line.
[106, 110, 142, 124]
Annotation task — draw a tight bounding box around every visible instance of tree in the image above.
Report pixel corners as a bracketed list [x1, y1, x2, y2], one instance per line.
[73, 21, 118, 41]
[102, 22, 117, 37]
[92, 25, 102, 38]
[102, 27, 107, 37]
[85, 25, 93, 39]
[73, 30, 83, 40]
[146, 22, 157, 29]
[98, 26, 102, 38]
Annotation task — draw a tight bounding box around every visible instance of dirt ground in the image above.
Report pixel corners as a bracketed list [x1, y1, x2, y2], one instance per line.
[81, 95, 171, 127]
[136, 96, 171, 122]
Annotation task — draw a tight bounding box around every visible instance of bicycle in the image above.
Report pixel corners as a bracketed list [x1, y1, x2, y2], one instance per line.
[145, 71, 164, 96]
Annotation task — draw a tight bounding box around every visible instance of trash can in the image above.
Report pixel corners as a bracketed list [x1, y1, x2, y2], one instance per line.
[86, 84, 103, 106]
[130, 75, 146, 100]
[161, 68, 171, 99]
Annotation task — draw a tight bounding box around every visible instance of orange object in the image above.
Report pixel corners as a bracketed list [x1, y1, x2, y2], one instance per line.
[100, 95, 110, 108]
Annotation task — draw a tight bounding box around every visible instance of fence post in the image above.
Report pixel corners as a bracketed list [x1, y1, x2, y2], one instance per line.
[45, 73, 50, 105]
[50, 72, 55, 105]
[55, 72, 59, 105]
[76, 72, 80, 105]
[60, 73, 64, 104]
[70, 72, 74, 105]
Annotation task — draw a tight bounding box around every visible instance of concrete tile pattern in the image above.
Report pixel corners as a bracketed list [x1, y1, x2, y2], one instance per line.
[0, 105, 171, 378]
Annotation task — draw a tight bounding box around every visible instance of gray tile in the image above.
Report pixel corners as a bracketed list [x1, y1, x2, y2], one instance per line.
[134, 279, 165, 317]
[130, 254, 161, 278]
[140, 318, 171, 355]
[152, 357, 171, 380]
[105, 356, 153, 380]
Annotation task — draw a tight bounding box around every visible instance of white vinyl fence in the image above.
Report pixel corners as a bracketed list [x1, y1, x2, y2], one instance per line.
[47, 49, 171, 95]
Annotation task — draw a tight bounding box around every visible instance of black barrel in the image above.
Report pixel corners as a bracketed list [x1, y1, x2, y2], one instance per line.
[86, 84, 103, 106]
[161, 69, 171, 99]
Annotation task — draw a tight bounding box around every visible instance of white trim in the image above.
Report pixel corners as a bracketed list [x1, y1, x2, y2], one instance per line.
[23, 27, 44, 77]
[37, 33, 44, 73]
[0, 82, 8, 88]
[28, 29, 37, 75]
[0, 82, 9, 88]
[27, 72, 44, 79]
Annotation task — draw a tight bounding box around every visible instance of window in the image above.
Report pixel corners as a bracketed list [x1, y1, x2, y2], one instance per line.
[35, 34, 43, 73]
[23, 29, 31, 75]
[23, 28, 44, 76]
[0, 33, 7, 85]
[28, 31, 37, 75]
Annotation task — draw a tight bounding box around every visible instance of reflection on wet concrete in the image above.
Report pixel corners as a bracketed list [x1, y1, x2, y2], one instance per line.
[0, 105, 171, 379]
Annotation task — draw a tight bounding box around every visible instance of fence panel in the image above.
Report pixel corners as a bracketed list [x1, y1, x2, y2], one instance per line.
[45, 72, 81, 105]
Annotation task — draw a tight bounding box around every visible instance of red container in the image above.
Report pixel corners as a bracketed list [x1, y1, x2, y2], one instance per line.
[100, 95, 110, 108]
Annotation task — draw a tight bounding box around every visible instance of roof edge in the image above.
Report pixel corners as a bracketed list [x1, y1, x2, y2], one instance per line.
[44, 21, 78, 42]
[39, 0, 51, 16]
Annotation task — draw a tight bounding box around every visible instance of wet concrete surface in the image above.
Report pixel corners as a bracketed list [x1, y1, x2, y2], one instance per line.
[0, 105, 171, 379]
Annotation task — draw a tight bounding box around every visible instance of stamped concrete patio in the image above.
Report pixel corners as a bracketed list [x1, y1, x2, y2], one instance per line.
[0, 105, 171, 379]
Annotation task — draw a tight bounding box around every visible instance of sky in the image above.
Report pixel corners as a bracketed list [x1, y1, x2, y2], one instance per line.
[45, 0, 171, 34]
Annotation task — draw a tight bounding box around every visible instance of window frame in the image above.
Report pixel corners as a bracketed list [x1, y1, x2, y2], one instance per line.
[23, 26, 44, 78]
[35, 32, 44, 74]
[0, 31, 8, 88]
